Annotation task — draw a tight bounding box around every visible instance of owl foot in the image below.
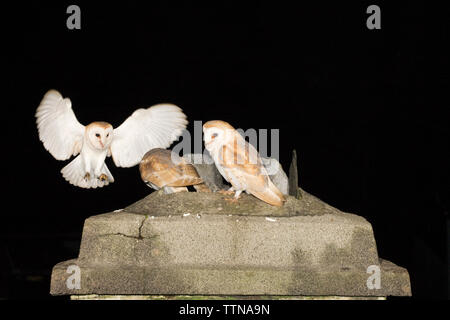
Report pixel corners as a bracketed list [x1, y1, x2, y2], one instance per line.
[218, 189, 234, 195]
[224, 197, 239, 204]
[98, 174, 108, 182]
[84, 172, 91, 181]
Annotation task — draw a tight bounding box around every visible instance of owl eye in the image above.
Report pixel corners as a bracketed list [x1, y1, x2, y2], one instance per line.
[212, 133, 218, 139]
[95, 133, 100, 138]
[106, 133, 110, 138]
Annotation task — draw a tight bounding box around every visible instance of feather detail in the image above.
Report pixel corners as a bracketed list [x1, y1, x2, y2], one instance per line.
[61, 155, 114, 189]
[204, 120, 285, 206]
[111, 104, 188, 168]
[250, 179, 286, 206]
[35, 90, 85, 161]
[139, 148, 203, 189]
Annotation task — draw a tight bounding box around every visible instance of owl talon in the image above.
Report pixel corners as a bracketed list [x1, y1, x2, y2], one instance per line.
[84, 172, 91, 181]
[218, 189, 234, 195]
[98, 174, 108, 182]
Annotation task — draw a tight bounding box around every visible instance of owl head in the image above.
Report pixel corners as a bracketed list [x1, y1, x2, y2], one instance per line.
[203, 120, 237, 151]
[85, 122, 114, 150]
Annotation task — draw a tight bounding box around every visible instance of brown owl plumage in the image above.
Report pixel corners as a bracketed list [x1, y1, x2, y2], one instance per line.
[139, 148, 210, 193]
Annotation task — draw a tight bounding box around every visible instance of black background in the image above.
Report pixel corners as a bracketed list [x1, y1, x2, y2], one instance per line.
[2, 1, 449, 300]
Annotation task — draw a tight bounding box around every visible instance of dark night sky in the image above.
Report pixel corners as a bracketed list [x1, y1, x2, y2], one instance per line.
[2, 1, 449, 299]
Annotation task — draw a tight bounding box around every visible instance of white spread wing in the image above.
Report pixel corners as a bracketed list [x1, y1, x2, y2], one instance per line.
[110, 104, 188, 168]
[35, 90, 85, 161]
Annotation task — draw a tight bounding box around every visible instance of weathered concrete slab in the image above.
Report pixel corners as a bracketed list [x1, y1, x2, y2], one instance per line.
[50, 189, 411, 298]
[77, 210, 378, 269]
[125, 188, 338, 217]
[51, 259, 410, 297]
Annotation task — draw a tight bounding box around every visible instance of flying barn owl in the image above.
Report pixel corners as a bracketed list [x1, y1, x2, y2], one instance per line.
[35, 90, 188, 189]
[203, 120, 286, 206]
[139, 148, 210, 194]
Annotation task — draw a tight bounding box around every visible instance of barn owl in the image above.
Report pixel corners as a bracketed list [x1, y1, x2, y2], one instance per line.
[35, 90, 188, 189]
[139, 148, 210, 194]
[203, 120, 286, 206]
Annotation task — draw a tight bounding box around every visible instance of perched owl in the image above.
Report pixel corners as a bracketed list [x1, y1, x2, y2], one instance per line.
[139, 148, 210, 193]
[36, 90, 188, 189]
[203, 120, 286, 206]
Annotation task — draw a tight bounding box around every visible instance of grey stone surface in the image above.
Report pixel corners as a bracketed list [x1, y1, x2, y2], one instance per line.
[50, 190, 411, 297]
[125, 188, 339, 217]
[261, 157, 289, 195]
[183, 153, 225, 192]
[51, 259, 410, 297]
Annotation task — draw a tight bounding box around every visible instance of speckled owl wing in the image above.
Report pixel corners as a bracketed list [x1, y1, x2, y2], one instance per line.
[221, 135, 285, 206]
[220, 136, 268, 192]
[140, 149, 203, 188]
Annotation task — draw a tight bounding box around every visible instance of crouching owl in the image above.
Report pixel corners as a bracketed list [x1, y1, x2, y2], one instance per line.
[139, 148, 210, 193]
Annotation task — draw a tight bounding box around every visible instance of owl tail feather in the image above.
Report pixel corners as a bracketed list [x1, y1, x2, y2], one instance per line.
[251, 180, 286, 207]
[61, 156, 114, 189]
